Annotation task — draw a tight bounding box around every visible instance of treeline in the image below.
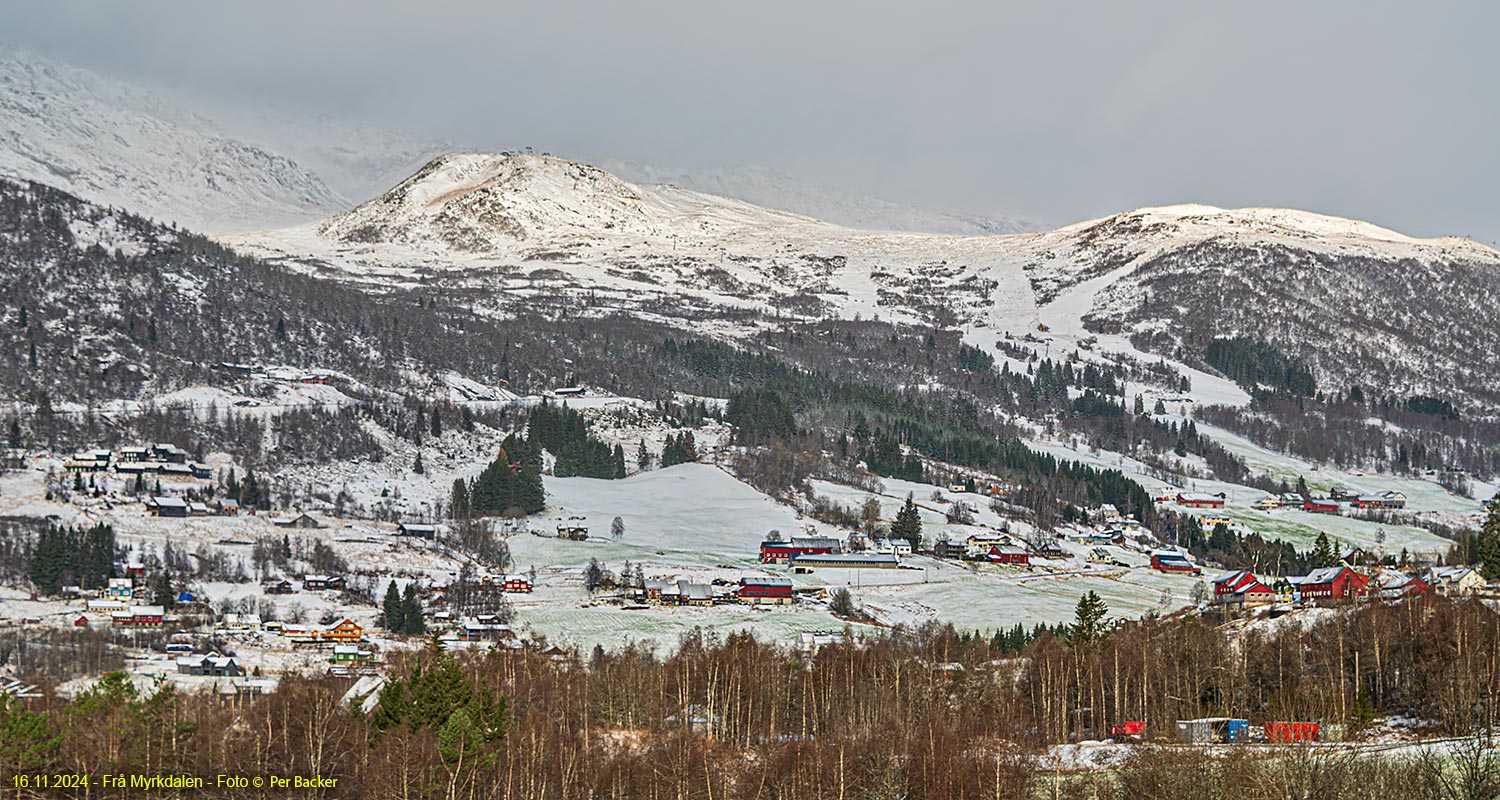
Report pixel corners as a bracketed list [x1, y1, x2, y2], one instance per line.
[525, 402, 624, 479]
[1204, 336, 1317, 397]
[453, 436, 545, 518]
[1197, 389, 1500, 480]
[28, 524, 115, 595]
[1162, 512, 1312, 575]
[663, 336, 1167, 529]
[5, 599, 1498, 799]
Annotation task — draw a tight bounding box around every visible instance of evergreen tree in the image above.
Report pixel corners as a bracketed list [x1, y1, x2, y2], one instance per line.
[430, 408, 443, 437]
[450, 479, 470, 519]
[1477, 505, 1500, 582]
[1310, 531, 1339, 569]
[400, 583, 425, 635]
[891, 494, 923, 551]
[413, 451, 425, 475]
[16, 305, 26, 328]
[612, 443, 626, 479]
[6, 417, 19, 449]
[636, 439, 651, 471]
[383, 582, 405, 632]
[1069, 590, 1108, 645]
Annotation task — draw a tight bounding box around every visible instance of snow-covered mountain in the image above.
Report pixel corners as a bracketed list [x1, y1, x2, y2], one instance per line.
[601, 159, 1040, 236]
[0, 45, 345, 232]
[230, 153, 1500, 412]
[231, 152, 1041, 329]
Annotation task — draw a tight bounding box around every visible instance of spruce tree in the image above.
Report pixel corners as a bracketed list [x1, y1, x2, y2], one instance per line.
[612, 444, 626, 479]
[430, 408, 443, 437]
[1477, 504, 1500, 581]
[1310, 532, 1338, 568]
[6, 417, 19, 449]
[383, 582, 405, 632]
[1069, 591, 1108, 645]
[413, 451, 425, 475]
[400, 583, 425, 635]
[892, 494, 923, 551]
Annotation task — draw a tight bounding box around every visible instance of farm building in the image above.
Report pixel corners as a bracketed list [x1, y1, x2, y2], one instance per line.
[1290, 566, 1369, 600]
[397, 522, 438, 539]
[303, 574, 345, 591]
[1374, 572, 1428, 600]
[737, 576, 794, 605]
[790, 553, 900, 570]
[1351, 491, 1407, 509]
[1212, 570, 1260, 597]
[1149, 551, 1201, 575]
[214, 499, 241, 516]
[1302, 499, 1340, 515]
[760, 537, 842, 564]
[1176, 492, 1226, 509]
[145, 496, 188, 517]
[113, 605, 165, 626]
[987, 545, 1031, 566]
[273, 513, 324, 529]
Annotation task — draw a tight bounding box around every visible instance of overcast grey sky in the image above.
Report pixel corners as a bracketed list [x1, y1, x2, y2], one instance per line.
[3, 1, 1495, 241]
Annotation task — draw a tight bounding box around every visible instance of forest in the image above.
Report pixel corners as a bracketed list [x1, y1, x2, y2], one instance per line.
[2, 597, 1497, 799]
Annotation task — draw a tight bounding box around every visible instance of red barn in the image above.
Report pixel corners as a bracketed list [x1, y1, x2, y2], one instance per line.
[1302, 499, 1340, 515]
[1176, 492, 1226, 509]
[1212, 570, 1260, 597]
[987, 545, 1031, 566]
[1150, 551, 1202, 575]
[760, 537, 841, 564]
[737, 576, 794, 605]
[1293, 566, 1369, 600]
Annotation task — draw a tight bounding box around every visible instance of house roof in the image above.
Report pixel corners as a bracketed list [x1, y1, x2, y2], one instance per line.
[149, 496, 188, 508]
[1177, 492, 1224, 502]
[740, 576, 793, 587]
[680, 582, 714, 601]
[1290, 566, 1350, 586]
[1212, 570, 1254, 586]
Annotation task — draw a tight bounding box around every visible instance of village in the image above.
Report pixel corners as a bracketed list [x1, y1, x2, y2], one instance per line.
[2, 408, 1500, 765]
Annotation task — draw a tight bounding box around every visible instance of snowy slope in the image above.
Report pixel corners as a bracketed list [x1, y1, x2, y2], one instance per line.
[602, 159, 1041, 236]
[0, 45, 344, 232]
[231, 153, 1500, 412]
[229, 152, 1043, 331]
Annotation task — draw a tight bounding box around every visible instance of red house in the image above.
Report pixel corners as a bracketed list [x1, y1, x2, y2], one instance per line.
[987, 545, 1031, 566]
[501, 574, 534, 593]
[760, 537, 841, 564]
[1293, 566, 1369, 600]
[1176, 492, 1226, 509]
[1302, 499, 1340, 515]
[737, 576, 794, 605]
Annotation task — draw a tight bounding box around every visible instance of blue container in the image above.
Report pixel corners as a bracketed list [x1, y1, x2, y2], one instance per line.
[1225, 719, 1250, 743]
